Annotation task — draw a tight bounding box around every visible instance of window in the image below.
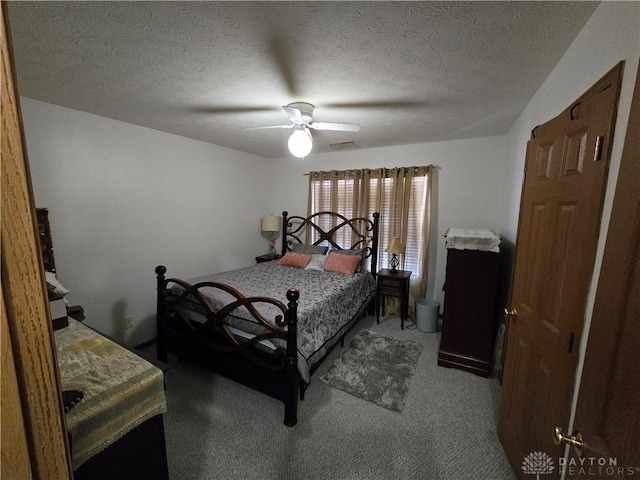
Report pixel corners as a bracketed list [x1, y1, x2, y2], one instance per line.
[308, 166, 432, 292]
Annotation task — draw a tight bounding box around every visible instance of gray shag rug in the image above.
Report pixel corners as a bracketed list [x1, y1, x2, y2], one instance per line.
[320, 328, 423, 412]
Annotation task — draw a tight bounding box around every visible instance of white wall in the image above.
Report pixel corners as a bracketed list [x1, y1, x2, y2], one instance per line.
[268, 136, 507, 306]
[22, 98, 272, 345]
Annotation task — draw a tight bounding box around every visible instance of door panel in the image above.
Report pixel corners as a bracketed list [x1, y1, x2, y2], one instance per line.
[563, 128, 588, 176]
[520, 202, 546, 309]
[498, 63, 624, 479]
[542, 202, 576, 331]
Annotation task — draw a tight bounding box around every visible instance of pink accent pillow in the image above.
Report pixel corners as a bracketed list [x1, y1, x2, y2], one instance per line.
[278, 252, 312, 268]
[323, 252, 361, 276]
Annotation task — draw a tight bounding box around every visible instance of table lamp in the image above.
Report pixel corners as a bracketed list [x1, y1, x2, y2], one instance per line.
[261, 215, 281, 255]
[385, 237, 405, 273]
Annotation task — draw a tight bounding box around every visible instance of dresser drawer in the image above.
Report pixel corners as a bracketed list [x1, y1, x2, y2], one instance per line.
[379, 285, 402, 297]
[379, 276, 404, 288]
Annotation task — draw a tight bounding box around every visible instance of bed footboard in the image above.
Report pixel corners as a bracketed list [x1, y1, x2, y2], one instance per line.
[155, 265, 301, 426]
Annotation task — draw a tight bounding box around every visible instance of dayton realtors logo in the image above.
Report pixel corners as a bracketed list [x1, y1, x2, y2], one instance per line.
[522, 451, 639, 477]
[522, 451, 555, 479]
[559, 456, 639, 477]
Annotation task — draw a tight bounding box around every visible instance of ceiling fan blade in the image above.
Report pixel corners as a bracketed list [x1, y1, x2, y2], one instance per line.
[325, 100, 427, 109]
[191, 105, 278, 114]
[267, 32, 297, 96]
[308, 122, 361, 132]
[244, 124, 294, 130]
[282, 105, 304, 124]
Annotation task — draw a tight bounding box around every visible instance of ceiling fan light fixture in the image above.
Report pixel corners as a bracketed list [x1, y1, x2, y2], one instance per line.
[288, 128, 313, 158]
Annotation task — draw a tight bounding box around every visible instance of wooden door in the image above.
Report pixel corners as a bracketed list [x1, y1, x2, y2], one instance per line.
[1, 4, 72, 478]
[498, 63, 623, 478]
[564, 60, 639, 479]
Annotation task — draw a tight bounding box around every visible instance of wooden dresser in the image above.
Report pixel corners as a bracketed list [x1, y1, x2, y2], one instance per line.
[438, 229, 501, 378]
[55, 319, 169, 479]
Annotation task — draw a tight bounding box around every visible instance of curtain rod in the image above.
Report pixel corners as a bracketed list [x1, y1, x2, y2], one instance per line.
[302, 165, 440, 176]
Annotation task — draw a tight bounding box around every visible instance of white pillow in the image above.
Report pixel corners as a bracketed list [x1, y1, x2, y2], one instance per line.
[304, 254, 329, 271]
[45, 271, 70, 296]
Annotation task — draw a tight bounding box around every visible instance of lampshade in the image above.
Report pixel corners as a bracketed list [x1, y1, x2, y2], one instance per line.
[288, 128, 313, 158]
[261, 215, 281, 232]
[385, 237, 405, 254]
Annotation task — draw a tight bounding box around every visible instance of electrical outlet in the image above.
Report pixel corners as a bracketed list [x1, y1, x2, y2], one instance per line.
[123, 316, 133, 330]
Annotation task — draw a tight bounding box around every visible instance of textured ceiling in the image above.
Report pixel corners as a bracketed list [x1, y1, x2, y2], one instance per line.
[7, 1, 599, 159]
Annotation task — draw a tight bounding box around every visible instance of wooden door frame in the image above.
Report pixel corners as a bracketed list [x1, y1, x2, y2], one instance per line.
[1, 3, 72, 478]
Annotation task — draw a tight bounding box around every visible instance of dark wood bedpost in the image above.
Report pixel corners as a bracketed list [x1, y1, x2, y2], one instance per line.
[284, 288, 299, 427]
[281, 211, 289, 256]
[155, 265, 168, 363]
[371, 212, 380, 275]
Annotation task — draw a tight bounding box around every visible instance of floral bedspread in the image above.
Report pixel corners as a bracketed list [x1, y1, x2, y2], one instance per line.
[181, 261, 377, 382]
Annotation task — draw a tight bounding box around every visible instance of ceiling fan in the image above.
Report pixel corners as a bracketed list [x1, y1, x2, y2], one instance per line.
[246, 102, 361, 158]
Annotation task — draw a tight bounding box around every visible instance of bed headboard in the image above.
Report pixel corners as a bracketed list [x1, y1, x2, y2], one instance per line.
[281, 211, 379, 273]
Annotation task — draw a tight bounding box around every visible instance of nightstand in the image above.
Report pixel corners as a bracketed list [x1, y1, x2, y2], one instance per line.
[376, 269, 412, 329]
[255, 253, 282, 263]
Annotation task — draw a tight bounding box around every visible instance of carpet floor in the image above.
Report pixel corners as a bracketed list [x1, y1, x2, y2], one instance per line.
[152, 315, 516, 480]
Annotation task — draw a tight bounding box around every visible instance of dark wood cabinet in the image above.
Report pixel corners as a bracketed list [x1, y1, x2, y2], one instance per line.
[438, 235, 501, 378]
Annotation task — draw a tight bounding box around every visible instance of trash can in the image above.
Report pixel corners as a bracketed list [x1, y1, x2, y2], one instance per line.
[416, 299, 439, 333]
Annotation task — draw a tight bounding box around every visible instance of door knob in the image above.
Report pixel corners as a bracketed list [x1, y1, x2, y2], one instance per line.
[504, 308, 518, 321]
[554, 426, 585, 457]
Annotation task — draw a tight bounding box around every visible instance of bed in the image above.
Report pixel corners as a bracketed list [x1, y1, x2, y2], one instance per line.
[155, 210, 380, 426]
